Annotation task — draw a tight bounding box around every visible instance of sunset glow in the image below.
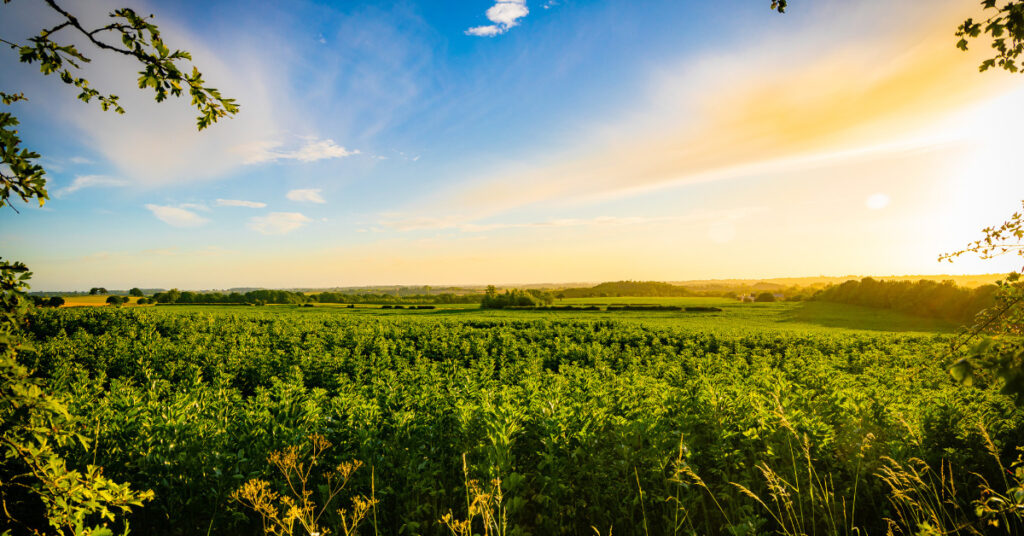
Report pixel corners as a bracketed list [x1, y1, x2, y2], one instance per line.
[2, 0, 1022, 289]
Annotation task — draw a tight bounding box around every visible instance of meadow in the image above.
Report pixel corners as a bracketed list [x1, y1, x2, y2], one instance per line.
[13, 300, 1021, 535]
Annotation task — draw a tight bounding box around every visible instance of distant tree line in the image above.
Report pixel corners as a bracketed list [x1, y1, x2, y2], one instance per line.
[313, 292, 480, 305]
[481, 286, 555, 309]
[557, 281, 695, 299]
[811, 277, 997, 324]
[147, 289, 483, 306]
[30, 287, 159, 298]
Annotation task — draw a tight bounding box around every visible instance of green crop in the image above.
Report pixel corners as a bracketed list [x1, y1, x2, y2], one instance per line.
[14, 307, 1024, 535]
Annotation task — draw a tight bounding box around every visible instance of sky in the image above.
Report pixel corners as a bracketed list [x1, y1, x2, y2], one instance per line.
[2, 0, 1024, 290]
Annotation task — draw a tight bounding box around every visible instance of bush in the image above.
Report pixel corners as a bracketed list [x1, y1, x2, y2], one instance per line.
[754, 292, 776, 303]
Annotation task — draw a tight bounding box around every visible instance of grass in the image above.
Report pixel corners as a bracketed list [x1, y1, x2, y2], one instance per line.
[87, 296, 956, 335]
[781, 301, 957, 333]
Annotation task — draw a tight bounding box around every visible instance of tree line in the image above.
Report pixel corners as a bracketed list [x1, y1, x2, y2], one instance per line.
[481, 286, 556, 308]
[811, 277, 998, 324]
[148, 289, 483, 306]
[557, 280, 695, 299]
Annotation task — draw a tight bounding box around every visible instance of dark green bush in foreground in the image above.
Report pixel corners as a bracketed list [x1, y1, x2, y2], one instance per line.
[17, 308, 1024, 535]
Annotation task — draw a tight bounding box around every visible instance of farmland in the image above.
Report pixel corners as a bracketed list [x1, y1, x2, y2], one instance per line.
[135, 297, 959, 334]
[12, 302, 1020, 535]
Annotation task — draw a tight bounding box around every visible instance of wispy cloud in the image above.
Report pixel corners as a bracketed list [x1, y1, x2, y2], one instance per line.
[286, 189, 326, 204]
[440, 3, 1012, 218]
[57, 175, 128, 196]
[215, 198, 267, 208]
[145, 204, 210, 228]
[68, 156, 94, 165]
[237, 137, 358, 164]
[466, 0, 529, 36]
[248, 212, 311, 235]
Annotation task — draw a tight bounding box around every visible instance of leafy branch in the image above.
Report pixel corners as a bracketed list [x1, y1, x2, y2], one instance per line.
[7, 0, 239, 129]
[1, 1, 238, 532]
[941, 204, 1024, 403]
[958, 0, 1024, 73]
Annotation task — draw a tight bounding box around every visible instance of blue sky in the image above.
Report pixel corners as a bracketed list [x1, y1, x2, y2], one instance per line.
[3, 0, 1024, 290]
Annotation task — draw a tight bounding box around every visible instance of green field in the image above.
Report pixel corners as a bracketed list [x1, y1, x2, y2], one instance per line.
[13, 301, 1017, 536]
[151, 296, 957, 335]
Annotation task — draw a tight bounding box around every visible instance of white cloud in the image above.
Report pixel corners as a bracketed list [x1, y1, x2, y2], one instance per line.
[286, 189, 326, 204]
[68, 156, 94, 165]
[236, 137, 358, 164]
[466, 25, 504, 37]
[248, 212, 311, 235]
[216, 198, 267, 208]
[57, 175, 128, 196]
[145, 204, 210, 228]
[178, 203, 211, 212]
[466, 0, 529, 36]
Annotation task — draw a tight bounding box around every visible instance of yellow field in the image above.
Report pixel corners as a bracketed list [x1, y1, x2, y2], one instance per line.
[59, 295, 146, 307]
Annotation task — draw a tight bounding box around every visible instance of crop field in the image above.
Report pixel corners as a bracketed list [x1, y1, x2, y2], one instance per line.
[137, 297, 957, 335]
[14, 304, 1019, 535]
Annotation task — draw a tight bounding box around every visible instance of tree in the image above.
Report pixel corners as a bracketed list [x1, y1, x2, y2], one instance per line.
[942, 202, 1024, 403]
[754, 292, 776, 303]
[47, 296, 64, 307]
[771, 1, 1024, 75]
[957, 1, 1024, 73]
[105, 295, 124, 306]
[766, 1, 1023, 74]
[88, 287, 107, 295]
[128, 287, 143, 297]
[1, 1, 237, 532]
